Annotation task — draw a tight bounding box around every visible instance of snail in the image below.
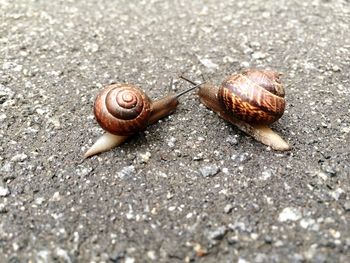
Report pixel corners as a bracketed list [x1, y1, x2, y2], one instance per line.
[180, 69, 290, 150]
[84, 80, 203, 158]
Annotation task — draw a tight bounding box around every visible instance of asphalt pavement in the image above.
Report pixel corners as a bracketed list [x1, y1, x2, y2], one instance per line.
[1, 0, 349, 262]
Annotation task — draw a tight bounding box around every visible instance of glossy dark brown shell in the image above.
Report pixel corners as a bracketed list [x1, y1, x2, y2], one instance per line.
[218, 69, 286, 125]
[94, 84, 152, 136]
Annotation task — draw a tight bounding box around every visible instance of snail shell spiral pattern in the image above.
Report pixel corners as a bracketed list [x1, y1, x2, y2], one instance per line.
[94, 84, 152, 136]
[219, 69, 286, 125]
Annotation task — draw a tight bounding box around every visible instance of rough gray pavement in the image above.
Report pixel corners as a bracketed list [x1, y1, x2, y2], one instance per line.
[1, 0, 350, 262]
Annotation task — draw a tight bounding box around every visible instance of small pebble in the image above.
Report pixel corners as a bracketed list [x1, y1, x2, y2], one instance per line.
[199, 58, 219, 70]
[47, 117, 61, 128]
[323, 165, 337, 177]
[0, 113, 6, 122]
[224, 204, 233, 214]
[329, 229, 340, 239]
[304, 245, 317, 260]
[231, 153, 250, 164]
[342, 200, 350, 211]
[199, 165, 220, 177]
[117, 165, 136, 178]
[300, 218, 316, 229]
[255, 253, 268, 263]
[330, 188, 345, 200]
[238, 257, 249, 263]
[223, 56, 235, 63]
[227, 235, 239, 245]
[0, 203, 7, 213]
[331, 65, 341, 72]
[35, 250, 50, 262]
[0, 84, 15, 104]
[193, 243, 207, 257]
[261, 169, 273, 180]
[240, 61, 250, 68]
[206, 226, 227, 241]
[249, 41, 261, 48]
[317, 171, 328, 181]
[125, 257, 135, 263]
[50, 192, 61, 202]
[225, 135, 239, 145]
[34, 197, 45, 205]
[139, 152, 151, 163]
[55, 247, 71, 262]
[84, 42, 99, 53]
[168, 206, 176, 211]
[76, 166, 93, 177]
[252, 51, 267, 60]
[193, 152, 204, 161]
[341, 127, 350, 134]
[11, 153, 28, 162]
[228, 221, 248, 232]
[0, 162, 13, 173]
[278, 207, 302, 222]
[146, 250, 156, 261]
[264, 235, 273, 244]
[167, 137, 177, 148]
[0, 186, 10, 197]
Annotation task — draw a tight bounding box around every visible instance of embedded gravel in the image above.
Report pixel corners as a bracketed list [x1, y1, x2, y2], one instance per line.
[1, 0, 350, 262]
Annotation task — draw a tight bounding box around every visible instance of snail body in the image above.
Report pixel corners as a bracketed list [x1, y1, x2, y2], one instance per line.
[181, 69, 290, 151]
[84, 81, 201, 158]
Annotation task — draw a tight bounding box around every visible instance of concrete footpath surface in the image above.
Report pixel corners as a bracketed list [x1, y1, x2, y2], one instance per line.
[1, 0, 349, 262]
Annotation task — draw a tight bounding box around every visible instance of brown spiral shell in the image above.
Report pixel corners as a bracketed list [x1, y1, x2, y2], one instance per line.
[93, 84, 152, 136]
[218, 69, 286, 125]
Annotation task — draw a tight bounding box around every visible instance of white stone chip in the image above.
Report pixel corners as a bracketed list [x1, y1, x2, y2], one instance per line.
[278, 207, 302, 222]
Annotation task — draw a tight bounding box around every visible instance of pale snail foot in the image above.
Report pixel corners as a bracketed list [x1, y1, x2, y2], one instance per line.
[84, 132, 129, 158]
[197, 91, 290, 151]
[217, 110, 290, 151]
[247, 124, 290, 151]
